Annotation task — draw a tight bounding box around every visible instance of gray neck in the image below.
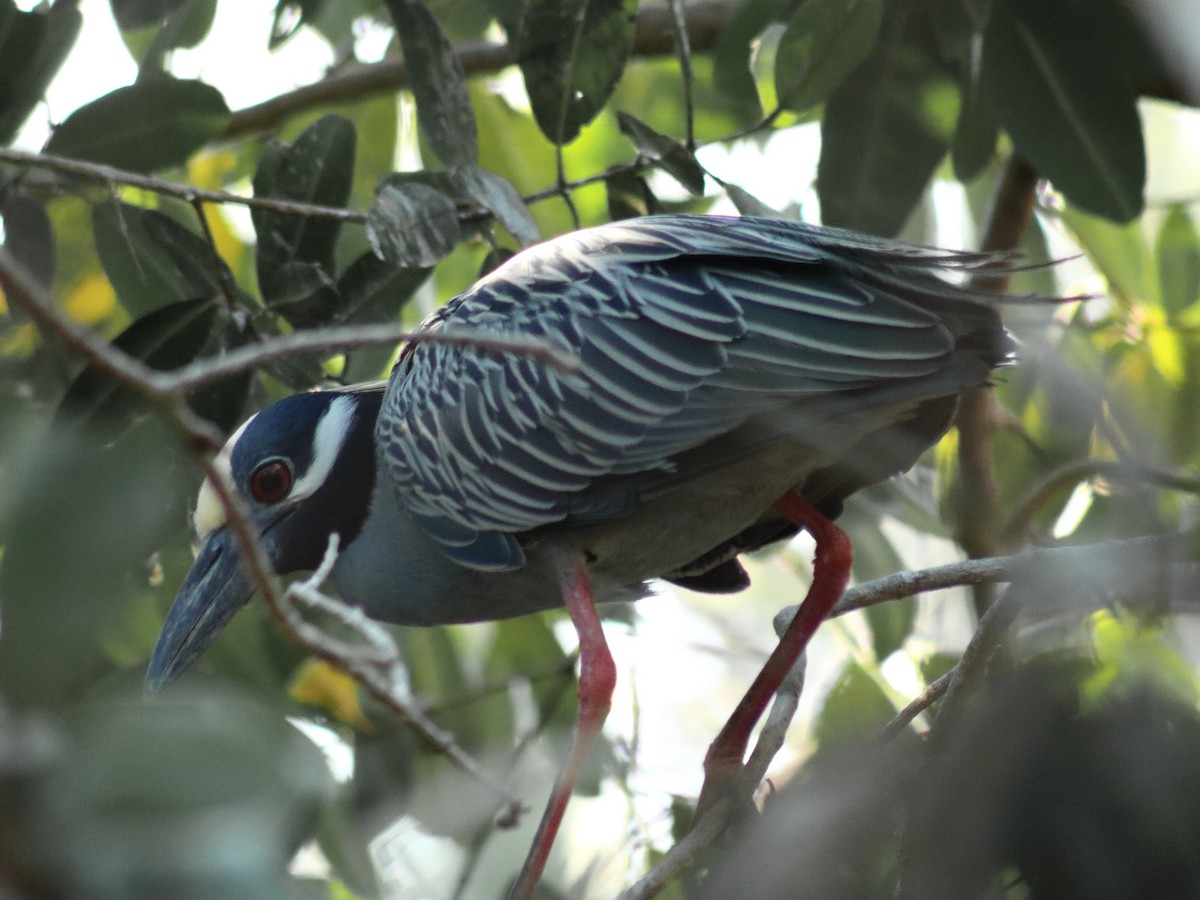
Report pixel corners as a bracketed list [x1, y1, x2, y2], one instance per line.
[328, 474, 566, 625]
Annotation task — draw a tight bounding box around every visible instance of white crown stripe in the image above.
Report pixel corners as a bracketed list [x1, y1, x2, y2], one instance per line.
[292, 395, 357, 501]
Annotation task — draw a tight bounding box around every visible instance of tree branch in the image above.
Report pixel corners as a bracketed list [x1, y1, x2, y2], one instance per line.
[956, 155, 1039, 615]
[0, 147, 367, 223]
[224, 2, 738, 138]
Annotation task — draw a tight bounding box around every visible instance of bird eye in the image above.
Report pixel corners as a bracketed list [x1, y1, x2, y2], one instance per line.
[249, 460, 293, 504]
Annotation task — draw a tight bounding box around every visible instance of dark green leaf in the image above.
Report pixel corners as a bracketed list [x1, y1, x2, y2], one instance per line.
[251, 114, 356, 303]
[616, 112, 705, 195]
[927, 0, 989, 61]
[136, 0, 219, 71]
[818, 14, 958, 235]
[41, 687, 330, 896]
[93, 201, 222, 317]
[0, 2, 81, 145]
[367, 181, 461, 267]
[1157, 205, 1200, 318]
[44, 77, 229, 173]
[486, 616, 576, 732]
[450, 163, 541, 246]
[840, 499, 915, 661]
[951, 50, 997, 181]
[485, 0, 525, 38]
[336, 253, 431, 383]
[57, 298, 218, 428]
[262, 260, 341, 329]
[0, 421, 183, 709]
[814, 660, 896, 748]
[606, 168, 663, 219]
[109, 0, 192, 30]
[382, 0, 478, 166]
[980, 0, 1145, 222]
[518, 0, 638, 145]
[712, 0, 790, 117]
[1, 193, 55, 290]
[774, 0, 883, 112]
[336, 251, 430, 324]
[724, 183, 781, 218]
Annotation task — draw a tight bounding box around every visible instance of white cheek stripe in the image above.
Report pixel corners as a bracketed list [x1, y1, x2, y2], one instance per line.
[291, 394, 358, 501]
[193, 413, 258, 539]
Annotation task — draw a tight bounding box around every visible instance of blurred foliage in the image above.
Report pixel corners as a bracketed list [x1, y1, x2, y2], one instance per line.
[0, 0, 1198, 896]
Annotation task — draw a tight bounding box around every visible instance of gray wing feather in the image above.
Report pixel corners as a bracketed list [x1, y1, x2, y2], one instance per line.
[378, 215, 1009, 569]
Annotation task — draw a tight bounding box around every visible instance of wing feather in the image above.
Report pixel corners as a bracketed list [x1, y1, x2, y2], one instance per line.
[378, 215, 1011, 568]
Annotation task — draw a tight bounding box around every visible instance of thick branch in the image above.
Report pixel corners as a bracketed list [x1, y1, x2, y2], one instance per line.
[956, 155, 1039, 614]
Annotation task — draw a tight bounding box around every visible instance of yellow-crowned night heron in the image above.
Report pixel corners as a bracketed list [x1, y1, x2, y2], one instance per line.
[147, 214, 1015, 896]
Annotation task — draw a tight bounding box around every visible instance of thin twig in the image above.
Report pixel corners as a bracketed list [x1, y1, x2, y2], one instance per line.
[932, 587, 1020, 731]
[1000, 458, 1200, 547]
[666, 0, 697, 152]
[0, 147, 367, 222]
[618, 796, 732, 900]
[878, 670, 954, 741]
[160, 324, 580, 395]
[282, 536, 524, 813]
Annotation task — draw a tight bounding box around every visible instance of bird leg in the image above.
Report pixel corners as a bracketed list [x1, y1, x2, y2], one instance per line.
[510, 563, 617, 900]
[697, 490, 853, 816]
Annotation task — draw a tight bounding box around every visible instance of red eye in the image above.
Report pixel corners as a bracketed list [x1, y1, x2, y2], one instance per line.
[249, 460, 293, 504]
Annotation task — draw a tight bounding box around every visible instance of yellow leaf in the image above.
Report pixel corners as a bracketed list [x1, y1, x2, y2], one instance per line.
[290, 659, 372, 730]
[63, 273, 117, 326]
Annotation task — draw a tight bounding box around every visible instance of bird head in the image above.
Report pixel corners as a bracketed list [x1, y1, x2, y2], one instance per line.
[146, 387, 383, 691]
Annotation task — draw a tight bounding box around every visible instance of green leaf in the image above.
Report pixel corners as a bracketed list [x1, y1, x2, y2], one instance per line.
[251, 114, 356, 303]
[518, 0, 638, 145]
[0, 421, 183, 709]
[261, 261, 340, 329]
[839, 498, 915, 661]
[450, 163, 541, 246]
[486, 616, 576, 733]
[382, 0, 478, 166]
[724, 184, 782, 218]
[92, 201, 224, 317]
[616, 112, 705, 195]
[980, 0, 1145, 223]
[1, 193, 55, 290]
[57, 297, 218, 427]
[606, 169, 663, 220]
[712, 0, 789, 118]
[44, 77, 230, 173]
[367, 180, 461, 267]
[484, 0, 525, 38]
[774, 0, 883, 113]
[337, 253, 431, 383]
[42, 688, 331, 896]
[1157, 205, 1200, 319]
[817, 13, 958, 235]
[951, 49, 997, 181]
[814, 660, 896, 748]
[0, 2, 82, 145]
[1059, 206, 1153, 308]
[110, 0, 193, 31]
[335, 251, 430, 324]
[136, 0, 220, 72]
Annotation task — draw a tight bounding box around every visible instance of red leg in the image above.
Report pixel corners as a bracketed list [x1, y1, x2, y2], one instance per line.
[510, 565, 617, 900]
[698, 490, 853, 812]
